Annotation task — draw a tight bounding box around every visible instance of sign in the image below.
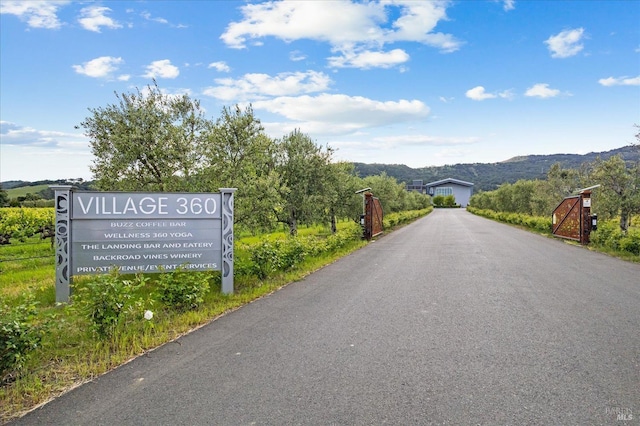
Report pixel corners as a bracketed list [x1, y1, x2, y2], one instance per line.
[51, 187, 236, 303]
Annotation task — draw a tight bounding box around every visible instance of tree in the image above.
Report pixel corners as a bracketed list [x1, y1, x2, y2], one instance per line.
[198, 105, 281, 231]
[323, 162, 363, 233]
[79, 82, 209, 191]
[0, 185, 8, 207]
[589, 155, 640, 232]
[274, 130, 333, 235]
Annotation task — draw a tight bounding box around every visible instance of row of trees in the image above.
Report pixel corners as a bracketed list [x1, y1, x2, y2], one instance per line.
[470, 133, 640, 233]
[79, 83, 430, 235]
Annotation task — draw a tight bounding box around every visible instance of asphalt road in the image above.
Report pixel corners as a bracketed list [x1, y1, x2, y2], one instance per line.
[11, 209, 640, 425]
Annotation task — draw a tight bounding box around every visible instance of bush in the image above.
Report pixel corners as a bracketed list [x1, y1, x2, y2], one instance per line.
[247, 221, 364, 280]
[75, 270, 147, 339]
[156, 268, 210, 311]
[1, 298, 47, 383]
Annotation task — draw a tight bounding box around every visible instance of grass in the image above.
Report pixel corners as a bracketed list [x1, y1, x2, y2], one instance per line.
[0, 224, 370, 423]
[5, 185, 51, 199]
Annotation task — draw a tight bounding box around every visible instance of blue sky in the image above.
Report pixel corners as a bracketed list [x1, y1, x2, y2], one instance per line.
[1, 0, 639, 182]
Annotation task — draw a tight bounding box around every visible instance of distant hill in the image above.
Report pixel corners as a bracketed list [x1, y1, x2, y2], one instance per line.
[1, 179, 94, 200]
[354, 145, 639, 192]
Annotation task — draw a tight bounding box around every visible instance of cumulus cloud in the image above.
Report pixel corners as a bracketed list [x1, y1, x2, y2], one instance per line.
[0, 121, 87, 149]
[328, 48, 410, 69]
[524, 83, 562, 98]
[203, 70, 332, 101]
[465, 86, 513, 101]
[0, 0, 68, 29]
[208, 61, 231, 72]
[72, 56, 124, 79]
[252, 94, 430, 136]
[598, 75, 640, 87]
[545, 28, 585, 58]
[143, 60, 180, 79]
[78, 5, 121, 32]
[220, 1, 461, 69]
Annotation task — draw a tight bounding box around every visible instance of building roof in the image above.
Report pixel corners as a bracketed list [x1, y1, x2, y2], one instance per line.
[425, 178, 474, 187]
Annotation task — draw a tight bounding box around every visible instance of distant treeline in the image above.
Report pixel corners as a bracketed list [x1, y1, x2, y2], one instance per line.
[355, 145, 640, 192]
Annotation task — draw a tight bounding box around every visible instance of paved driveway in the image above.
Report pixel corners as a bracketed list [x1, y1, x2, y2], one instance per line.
[12, 209, 640, 425]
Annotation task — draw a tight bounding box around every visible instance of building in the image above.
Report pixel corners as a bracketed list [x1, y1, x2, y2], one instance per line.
[407, 178, 474, 207]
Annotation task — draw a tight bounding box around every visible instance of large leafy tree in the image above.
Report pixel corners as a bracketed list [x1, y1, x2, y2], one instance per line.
[79, 82, 209, 191]
[198, 105, 281, 231]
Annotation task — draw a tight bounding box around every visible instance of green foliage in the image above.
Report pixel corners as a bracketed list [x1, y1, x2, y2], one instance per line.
[383, 207, 433, 228]
[0, 208, 55, 244]
[590, 219, 640, 255]
[156, 268, 210, 311]
[0, 297, 47, 382]
[80, 81, 209, 192]
[75, 271, 147, 339]
[467, 207, 552, 233]
[245, 221, 363, 279]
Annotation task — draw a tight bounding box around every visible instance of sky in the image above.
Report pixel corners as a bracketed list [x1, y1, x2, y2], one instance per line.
[1, 0, 639, 182]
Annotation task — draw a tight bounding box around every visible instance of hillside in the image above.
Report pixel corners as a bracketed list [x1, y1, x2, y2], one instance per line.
[355, 145, 639, 192]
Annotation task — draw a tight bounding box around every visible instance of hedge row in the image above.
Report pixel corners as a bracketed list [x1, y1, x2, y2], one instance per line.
[467, 206, 552, 233]
[383, 206, 433, 229]
[589, 219, 640, 255]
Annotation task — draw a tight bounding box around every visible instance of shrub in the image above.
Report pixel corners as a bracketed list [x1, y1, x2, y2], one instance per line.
[75, 270, 147, 339]
[1, 298, 47, 383]
[156, 267, 210, 311]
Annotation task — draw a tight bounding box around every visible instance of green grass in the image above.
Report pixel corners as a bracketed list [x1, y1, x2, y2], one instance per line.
[5, 185, 51, 199]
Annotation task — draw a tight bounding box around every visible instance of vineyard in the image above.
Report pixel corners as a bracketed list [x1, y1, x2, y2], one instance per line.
[0, 208, 55, 245]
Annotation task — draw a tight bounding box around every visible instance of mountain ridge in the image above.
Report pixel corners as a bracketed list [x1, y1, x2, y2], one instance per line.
[354, 145, 639, 192]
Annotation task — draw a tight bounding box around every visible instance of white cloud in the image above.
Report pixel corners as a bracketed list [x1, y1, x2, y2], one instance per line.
[289, 50, 306, 61]
[252, 94, 430, 136]
[598, 75, 640, 87]
[328, 48, 410, 69]
[203, 71, 332, 101]
[208, 61, 231, 72]
[371, 134, 480, 148]
[524, 83, 561, 98]
[502, 0, 515, 11]
[220, 1, 461, 68]
[466, 86, 514, 101]
[0, 0, 68, 29]
[0, 121, 87, 149]
[544, 28, 585, 58]
[72, 56, 124, 79]
[141, 11, 168, 25]
[143, 60, 180, 79]
[466, 86, 496, 101]
[78, 6, 121, 32]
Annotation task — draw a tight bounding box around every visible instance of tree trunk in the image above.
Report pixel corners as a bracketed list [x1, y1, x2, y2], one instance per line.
[330, 208, 337, 234]
[620, 211, 630, 234]
[288, 210, 297, 236]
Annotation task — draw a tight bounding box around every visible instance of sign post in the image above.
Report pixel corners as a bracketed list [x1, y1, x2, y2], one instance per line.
[52, 186, 236, 303]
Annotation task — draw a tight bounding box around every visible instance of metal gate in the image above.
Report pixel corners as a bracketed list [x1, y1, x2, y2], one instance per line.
[363, 192, 384, 240]
[552, 188, 596, 245]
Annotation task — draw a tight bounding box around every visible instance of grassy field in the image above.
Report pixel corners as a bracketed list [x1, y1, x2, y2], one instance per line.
[5, 185, 51, 199]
